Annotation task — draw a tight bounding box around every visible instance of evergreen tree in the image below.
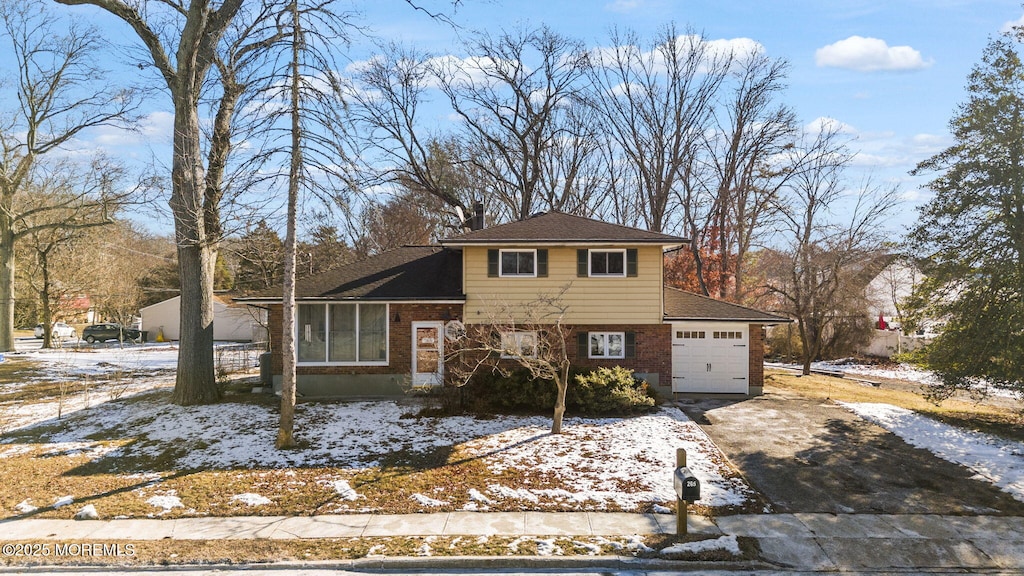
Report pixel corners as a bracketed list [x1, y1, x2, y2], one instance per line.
[907, 36, 1024, 401]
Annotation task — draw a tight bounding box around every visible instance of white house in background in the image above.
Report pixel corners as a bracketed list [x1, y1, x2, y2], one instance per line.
[139, 295, 267, 342]
[861, 257, 935, 357]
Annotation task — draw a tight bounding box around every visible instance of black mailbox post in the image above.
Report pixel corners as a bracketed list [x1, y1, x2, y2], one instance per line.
[674, 466, 701, 502]
[673, 448, 701, 536]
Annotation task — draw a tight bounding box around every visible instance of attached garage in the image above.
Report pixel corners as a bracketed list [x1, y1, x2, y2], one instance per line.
[664, 287, 790, 396]
[671, 322, 750, 393]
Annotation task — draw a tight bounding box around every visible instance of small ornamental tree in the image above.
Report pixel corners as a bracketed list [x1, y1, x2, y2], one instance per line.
[448, 285, 573, 434]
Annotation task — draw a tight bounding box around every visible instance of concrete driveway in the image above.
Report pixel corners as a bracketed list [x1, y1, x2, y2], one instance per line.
[678, 387, 1024, 516]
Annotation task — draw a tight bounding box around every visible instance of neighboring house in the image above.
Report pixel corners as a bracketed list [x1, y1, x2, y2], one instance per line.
[140, 295, 267, 343]
[237, 211, 788, 398]
[860, 256, 935, 357]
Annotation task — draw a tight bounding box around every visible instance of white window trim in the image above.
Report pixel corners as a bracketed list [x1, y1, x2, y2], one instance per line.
[589, 331, 626, 359]
[498, 249, 538, 277]
[501, 330, 538, 359]
[588, 249, 627, 277]
[296, 302, 390, 366]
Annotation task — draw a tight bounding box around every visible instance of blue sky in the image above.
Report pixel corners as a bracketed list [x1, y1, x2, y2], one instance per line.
[28, 0, 1024, 234]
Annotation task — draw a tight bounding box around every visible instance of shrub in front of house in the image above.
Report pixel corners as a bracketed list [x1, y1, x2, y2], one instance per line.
[459, 366, 655, 416]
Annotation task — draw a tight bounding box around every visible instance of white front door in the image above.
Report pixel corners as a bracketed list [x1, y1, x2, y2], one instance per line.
[671, 322, 749, 393]
[412, 322, 444, 387]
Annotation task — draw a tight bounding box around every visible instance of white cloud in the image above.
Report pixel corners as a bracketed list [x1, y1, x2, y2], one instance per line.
[806, 116, 859, 135]
[815, 36, 932, 72]
[1000, 14, 1024, 33]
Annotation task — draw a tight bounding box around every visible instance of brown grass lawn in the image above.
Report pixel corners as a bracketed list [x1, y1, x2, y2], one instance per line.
[766, 370, 1024, 442]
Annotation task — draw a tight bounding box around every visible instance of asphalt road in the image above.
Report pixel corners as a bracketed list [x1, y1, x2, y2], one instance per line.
[678, 387, 1024, 516]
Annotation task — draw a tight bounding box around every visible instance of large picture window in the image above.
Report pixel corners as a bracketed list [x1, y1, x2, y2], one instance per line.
[297, 303, 388, 365]
[589, 249, 626, 277]
[499, 249, 537, 277]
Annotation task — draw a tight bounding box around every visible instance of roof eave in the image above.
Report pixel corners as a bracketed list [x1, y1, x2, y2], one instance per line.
[441, 240, 688, 247]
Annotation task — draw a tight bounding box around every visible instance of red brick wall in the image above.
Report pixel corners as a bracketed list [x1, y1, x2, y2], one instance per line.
[749, 323, 765, 390]
[266, 302, 463, 376]
[567, 324, 672, 388]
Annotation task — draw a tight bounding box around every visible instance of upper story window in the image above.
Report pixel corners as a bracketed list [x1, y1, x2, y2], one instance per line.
[577, 248, 638, 278]
[500, 249, 536, 277]
[589, 249, 626, 277]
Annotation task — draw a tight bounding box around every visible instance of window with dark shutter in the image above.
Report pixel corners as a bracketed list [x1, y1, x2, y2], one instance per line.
[537, 249, 548, 277]
[577, 249, 588, 277]
[625, 332, 636, 358]
[576, 331, 588, 359]
[626, 249, 638, 277]
[487, 249, 499, 277]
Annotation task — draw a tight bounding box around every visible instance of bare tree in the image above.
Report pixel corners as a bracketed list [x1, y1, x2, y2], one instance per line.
[0, 0, 136, 351]
[448, 286, 574, 434]
[54, 0, 251, 405]
[762, 125, 900, 374]
[588, 25, 729, 233]
[433, 25, 591, 221]
[346, 44, 472, 219]
[700, 50, 798, 301]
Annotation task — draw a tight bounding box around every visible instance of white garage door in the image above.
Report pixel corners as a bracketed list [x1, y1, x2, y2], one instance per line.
[671, 322, 749, 394]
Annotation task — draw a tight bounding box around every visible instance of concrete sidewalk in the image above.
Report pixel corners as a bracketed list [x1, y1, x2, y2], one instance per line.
[2, 512, 1023, 572]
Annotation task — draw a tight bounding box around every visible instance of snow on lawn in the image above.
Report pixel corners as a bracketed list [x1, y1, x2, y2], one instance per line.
[779, 359, 1020, 400]
[17, 343, 180, 378]
[1, 344, 180, 431]
[464, 407, 751, 510]
[5, 393, 755, 510]
[842, 402, 1024, 502]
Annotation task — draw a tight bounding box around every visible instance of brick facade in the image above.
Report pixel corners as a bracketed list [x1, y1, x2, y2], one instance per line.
[266, 302, 763, 396]
[266, 302, 463, 377]
[749, 323, 766, 391]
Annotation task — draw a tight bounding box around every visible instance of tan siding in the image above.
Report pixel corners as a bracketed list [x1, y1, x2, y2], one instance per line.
[464, 246, 664, 324]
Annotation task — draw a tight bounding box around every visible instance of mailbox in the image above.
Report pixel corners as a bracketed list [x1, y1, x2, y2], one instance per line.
[673, 466, 701, 502]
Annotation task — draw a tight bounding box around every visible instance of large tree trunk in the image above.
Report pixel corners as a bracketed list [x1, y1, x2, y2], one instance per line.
[169, 95, 219, 406]
[0, 226, 14, 352]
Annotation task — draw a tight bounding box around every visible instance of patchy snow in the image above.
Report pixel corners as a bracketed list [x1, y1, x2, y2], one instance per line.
[467, 407, 753, 510]
[147, 493, 184, 511]
[842, 402, 1024, 502]
[15, 499, 37, 514]
[468, 488, 493, 505]
[660, 534, 740, 556]
[535, 538, 563, 556]
[74, 504, 100, 520]
[3, 343, 757, 512]
[411, 493, 448, 507]
[230, 493, 272, 506]
[776, 359, 1020, 400]
[328, 480, 361, 501]
[52, 495, 73, 509]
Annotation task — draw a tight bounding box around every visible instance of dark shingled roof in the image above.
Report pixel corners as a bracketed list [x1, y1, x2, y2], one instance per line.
[238, 246, 463, 301]
[663, 286, 790, 323]
[442, 211, 687, 245]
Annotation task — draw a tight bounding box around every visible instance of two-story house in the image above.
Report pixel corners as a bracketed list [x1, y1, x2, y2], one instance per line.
[240, 211, 787, 398]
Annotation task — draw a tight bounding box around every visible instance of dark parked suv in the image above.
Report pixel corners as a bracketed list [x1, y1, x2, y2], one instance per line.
[82, 323, 142, 344]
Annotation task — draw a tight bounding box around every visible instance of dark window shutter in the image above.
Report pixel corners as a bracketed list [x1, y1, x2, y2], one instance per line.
[577, 249, 588, 277]
[626, 249, 638, 277]
[488, 249, 499, 277]
[577, 332, 588, 359]
[537, 249, 548, 277]
[625, 332, 636, 358]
